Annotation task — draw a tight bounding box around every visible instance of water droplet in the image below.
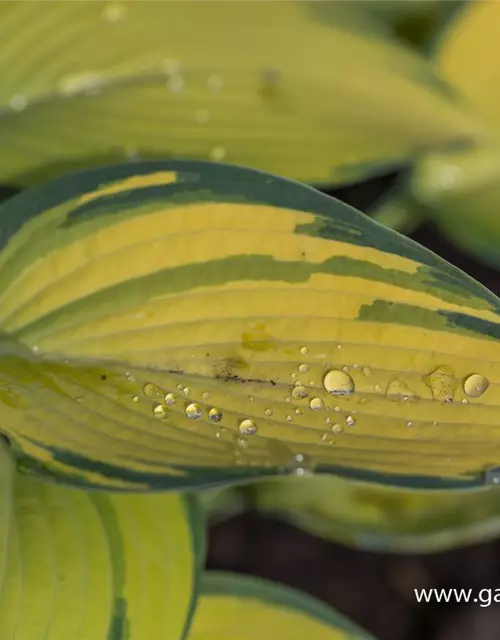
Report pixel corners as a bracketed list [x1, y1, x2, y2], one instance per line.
[238, 418, 257, 435]
[165, 392, 177, 406]
[285, 415, 293, 423]
[334, 405, 341, 412]
[321, 432, 332, 443]
[210, 146, 226, 161]
[462, 398, 469, 404]
[485, 467, 500, 485]
[291, 372, 297, 380]
[323, 370, 355, 396]
[216, 426, 228, 440]
[249, 396, 255, 403]
[207, 74, 224, 92]
[265, 408, 273, 416]
[298, 363, 309, 374]
[463, 373, 489, 398]
[76, 397, 84, 404]
[309, 397, 324, 411]
[167, 74, 184, 93]
[237, 437, 249, 449]
[300, 347, 308, 356]
[386, 379, 419, 402]
[202, 391, 210, 401]
[331, 423, 343, 434]
[345, 415, 356, 427]
[143, 382, 163, 398]
[374, 384, 383, 393]
[195, 109, 210, 124]
[291, 385, 308, 399]
[285, 396, 291, 403]
[132, 395, 139, 403]
[406, 421, 413, 428]
[153, 404, 169, 419]
[183, 387, 191, 396]
[58, 72, 105, 96]
[185, 403, 202, 419]
[176, 384, 183, 390]
[9, 94, 27, 111]
[424, 365, 456, 403]
[102, 2, 127, 23]
[208, 407, 223, 423]
[295, 408, 302, 415]
[362, 366, 372, 378]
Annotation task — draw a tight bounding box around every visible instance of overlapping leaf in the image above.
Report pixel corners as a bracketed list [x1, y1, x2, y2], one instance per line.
[410, 1, 500, 267]
[251, 475, 500, 553]
[0, 0, 484, 186]
[187, 572, 375, 640]
[0, 463, 204, 639]
[1, 160, 500, 491]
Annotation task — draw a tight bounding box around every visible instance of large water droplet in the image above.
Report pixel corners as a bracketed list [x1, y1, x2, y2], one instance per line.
[185, 403, 202, 419]
[424, 365, 455, 403]
[238, 419, 257, 435]
[208, 407, 223, 423]
[153, 404, 168, 419]
[463, 373, 489, 398]
[309, 397, 324, 411]
[323, 370, 354, 396]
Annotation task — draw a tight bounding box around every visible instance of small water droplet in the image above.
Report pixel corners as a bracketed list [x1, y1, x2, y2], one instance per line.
[309, 397, 324, 411]
[345, 415, 356, 427]
[207, 74, 224, 92]
[165, 392, 177, 406]
[132, 395, 139, 403]
[300, 346, 309, 356]
[424, 365, 456, 403]
[406, 421, 413, 428]
[462, 398, 469, 404]
[183, 387, 191, 396]
[185, 403, 202, 419]
[265, 408, 273, 416]
[285, 396, 291, 403]
[153, 404, 169, 419]
[291, 372, 297, 380]
[176, 384, 183, 390]
[238, 418, 257, 435]
[216, 426, 228, 440]
[295, 408, 302, 415]
[102, 2, 127, 24]
[291, 385, 308, 399]
[167, 74, 184, 93]
[210, 145, 226, 161]
[195, 109, 210, 124]
[9, 94, 27, 111]
[321, 432, 332, 443]
[334, 405, 341, 412]
[237, 437, 249, 449]
[362, 366, 372, 378]
[249, 396, 255, 403]
[202, 391, 210, 401]
[463, 373, 489, 398]
[374, 384, 383, 393]
[323, 370, 355, 396]
[298, 363, 309, 374]
[76, 397, 84, 404]
[332, 423, 343, 434]
[386, 379, 419, 402]
[144, 382, 163, 398]
[208, 407, 223, 422]
[286, 415, 293, 423]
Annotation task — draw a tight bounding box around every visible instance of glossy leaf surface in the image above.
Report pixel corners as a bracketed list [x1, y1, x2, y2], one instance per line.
[0, 160, 499, 491]
[0, 0, 483, 186]
[188, 572, 376, 640]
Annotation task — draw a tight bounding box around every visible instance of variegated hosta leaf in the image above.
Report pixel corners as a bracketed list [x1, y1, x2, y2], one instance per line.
[251, 475, 500, 553]
[0, 438, 14, 594]
[409, 1, 500, 268]
[0, 0, 485, 186]
[188, 572, 376, 640]
[0, 470, 203, 639]
[1, 160, 500, 491]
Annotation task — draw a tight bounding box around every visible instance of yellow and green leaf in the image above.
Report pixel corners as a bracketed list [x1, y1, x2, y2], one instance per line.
[0, 437, 14, 595]
[0, 0, 484, 186]
[188, 572, 375, 640]
[0, 466, 204, 639]
[410, 1, 500, 268]
[1, 160, 500, 491]
[251, 475, 500, 553]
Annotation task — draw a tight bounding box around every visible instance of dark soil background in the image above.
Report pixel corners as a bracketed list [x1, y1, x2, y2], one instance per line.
[207, 174, 500, 640]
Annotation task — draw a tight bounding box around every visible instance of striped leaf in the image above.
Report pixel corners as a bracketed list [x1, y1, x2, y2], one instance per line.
[187, 572, 375, 640]
[0, 0, 484, 186]
[409, 1, 500, 268]
[0, 471, 203, 639]
[251, 475, 500, 553]
[1, 160, 500, 491]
